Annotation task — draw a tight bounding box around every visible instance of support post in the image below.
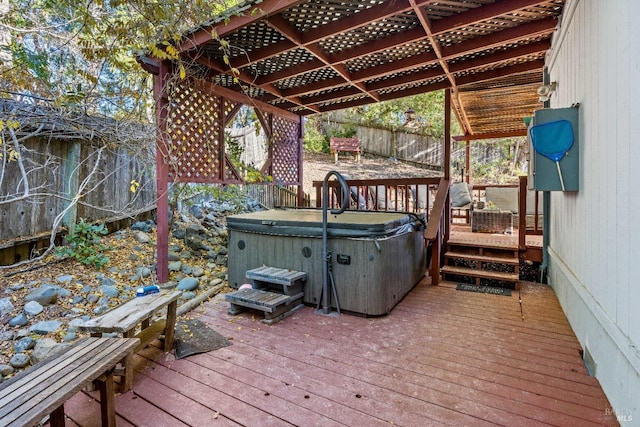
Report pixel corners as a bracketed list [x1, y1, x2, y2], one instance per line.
[444, 88, 451, 243]
[155, 61, 171, 283]
[465, 141, 471, 184]
[298, 115, 305, 206]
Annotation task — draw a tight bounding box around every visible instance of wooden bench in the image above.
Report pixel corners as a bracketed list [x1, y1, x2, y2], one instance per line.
[76, 290, 181, 391]
[226, 266, 306, 324]
[0, 337, 139, 427]
[330, 137, 361, 164]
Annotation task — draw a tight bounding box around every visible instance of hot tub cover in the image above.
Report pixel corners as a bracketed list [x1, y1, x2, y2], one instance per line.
[227, 209, 425, 238]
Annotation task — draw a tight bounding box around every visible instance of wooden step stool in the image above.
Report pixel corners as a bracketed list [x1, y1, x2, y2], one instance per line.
[225, 266, 307, 324]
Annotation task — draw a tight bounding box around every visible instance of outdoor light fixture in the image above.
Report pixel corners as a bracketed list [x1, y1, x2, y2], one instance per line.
[537, 82, 557, 102]
[405, 107, 416, 123]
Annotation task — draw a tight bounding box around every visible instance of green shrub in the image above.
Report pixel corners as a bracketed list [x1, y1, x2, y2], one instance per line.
[57, 219, 111, 269]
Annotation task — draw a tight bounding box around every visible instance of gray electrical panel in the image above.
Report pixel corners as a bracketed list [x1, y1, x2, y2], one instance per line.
[528, 106, 579, 191]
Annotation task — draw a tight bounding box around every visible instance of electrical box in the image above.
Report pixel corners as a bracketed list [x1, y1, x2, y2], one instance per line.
[528, 106, 579, 191]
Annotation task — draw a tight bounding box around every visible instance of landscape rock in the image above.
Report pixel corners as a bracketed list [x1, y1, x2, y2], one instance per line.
[9, 354, 30, 369]
[8, 313, 28, 327]
[31, 338, 61, 363]
[86, 293, 99, 304]
[0, 331, 14, 340]
[0, 364, 15, 376]
[24, 287, 58, 306]
[131, 221, 154, 233]
[177, 277, 199, 291]
[29, 320, 62, 335]
[14, 337, 35, 353]
[24, 301, 44, 316]
[56, 274, 74, 283]
[134, 231, 151, 244]
[181, 291, 196, 300]
[192, 266, 205, 278]
[0, 298, 15, 316]
[181, 265, 193, 275]
[169, 261, 182, 272]
[99, 285, 119, 298]
[168, 252, 181, 261]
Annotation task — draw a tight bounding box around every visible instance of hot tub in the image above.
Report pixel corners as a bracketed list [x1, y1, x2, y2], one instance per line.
[226, 209, 426, 316]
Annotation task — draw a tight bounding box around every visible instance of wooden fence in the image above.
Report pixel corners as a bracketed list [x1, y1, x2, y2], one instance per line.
[1, 136, 156, 263]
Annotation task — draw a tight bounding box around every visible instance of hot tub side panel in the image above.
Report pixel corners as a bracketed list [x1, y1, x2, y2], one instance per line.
[228, 229, 426, 316]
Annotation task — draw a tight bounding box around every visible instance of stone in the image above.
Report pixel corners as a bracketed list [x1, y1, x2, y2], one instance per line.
[179, 251, 192, 260]
[8, 313, 28, 327]
[14, 337, 35, 353]
[138, 267, 152, 278]
[24, 287, 58, 306]
[15, 329, 29, 339]
[129, 254, 140, 261]
[9, 283, 25, 291]
[172, 228, 186, 239]
[99, 285, 119, 298]
[215, 255, 228, 266]
[132, 245, 144, 252]
[29, 320, 62, 335]
[56, 274, 74, 283]
[168, 261, 182, 272]
[24, 301, 43, 316]
[0, 364, 15, 376]
[168, 252, 181, 261]
[71, 296, 84, 305]
[9, 354, 30, 369]
[131, 221, 153, 233]
[0, 298, 15, 316]
[99, 277, 116, 287]
[31, 338, 61, 364]
[0, 330, 14, 340]
[181, 291, 196, 300]
[86, 293, 99, 304]
[189, 205, 204, 219]
[94, 305, 109, 315]
[181, 265, 193, 275]
[63, 332, 76, 342]
[169, 244, 182, 252]
[134, 231, 151, 244]
[192, 266, 205, 278]
[177, 277, 199, 291]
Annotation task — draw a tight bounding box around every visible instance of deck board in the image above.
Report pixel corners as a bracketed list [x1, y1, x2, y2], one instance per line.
[62, 280, 617, 426]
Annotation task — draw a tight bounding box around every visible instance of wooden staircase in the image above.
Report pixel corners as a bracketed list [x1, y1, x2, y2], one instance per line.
[441, 239, 520, 290]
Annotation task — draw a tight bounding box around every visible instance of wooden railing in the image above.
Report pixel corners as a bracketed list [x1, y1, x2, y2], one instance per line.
[246, 184, 310, 209]
[312, 177, 441, 220]
[424, 177, 450, 285]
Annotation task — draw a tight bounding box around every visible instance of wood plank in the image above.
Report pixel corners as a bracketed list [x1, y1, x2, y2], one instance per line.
[0, 338, 138, 427]
[445, 251, 520, 264]
[76, 291, 181, 333]
[441, 265, 519, 281]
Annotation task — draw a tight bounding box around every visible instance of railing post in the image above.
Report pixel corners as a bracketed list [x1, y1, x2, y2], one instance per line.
[430, 230, 440, 285]
[518, 176, 527, 250]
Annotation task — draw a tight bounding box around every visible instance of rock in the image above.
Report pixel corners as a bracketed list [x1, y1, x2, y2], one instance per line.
[181, 291, 196, 300]
[169, 244, 182, 252]
[14, 337, 35, 353]
[168, 252, 181, 261]
[189, 205, 204, 219]
[0, 298, 15, 316]
[86, 293, 99, 304]
[0, 330, 14, 340]
[132, 245, 145, 252]
[24, 301, 43, 316]
[168, 261, 182, 272]
[70, 307, 85, 315]
[185, 235, 206, 251]
[9, 283, 24, 291]
[179, 251, 192, 260]
[134, 231, 151, 244]
[63, 332, 76, 342]
[29, 320, 62, 335]
[207, 250, 217, 260]
[181, 265, 193, 275]
[9, 354, 30, 369]
[0, 364, 15, 376]
[8, 313, 28, 327]
[172, 227, 186, 239]
[218, 247, 228, 256]
[15, 329, 29, 339]
[138, 267, 152, 278]
[94, 305, 109, 315]
[177, 277, 199, 291]
[131, 221, 153, 233]
[31, 338, 61, 363]
[56, 274, 74, 283]
[128, 274, 140, 282]
[129, 254, 140, 261]
[71, 296, 84, 305]
[99, 285, 119, 298]
[24, 287, 58, 306]
[215, 255, 228, 266]
[99, 276, 116, 287]
[192, 266, 205, 278]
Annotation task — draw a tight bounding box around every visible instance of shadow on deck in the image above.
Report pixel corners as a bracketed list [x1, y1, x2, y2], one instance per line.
[63, 279, 617, 426]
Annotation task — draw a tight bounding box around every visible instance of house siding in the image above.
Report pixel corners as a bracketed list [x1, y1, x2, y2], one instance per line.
[546, 0, 639, 416]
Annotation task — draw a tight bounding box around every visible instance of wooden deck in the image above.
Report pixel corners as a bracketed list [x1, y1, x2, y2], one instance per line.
[61, 280, 617, 426]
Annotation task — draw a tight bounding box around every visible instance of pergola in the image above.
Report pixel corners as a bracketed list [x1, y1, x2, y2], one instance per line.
[139, 0, 566, 282]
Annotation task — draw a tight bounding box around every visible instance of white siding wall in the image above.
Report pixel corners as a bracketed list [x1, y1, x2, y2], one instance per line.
[546, 0, 639, 415]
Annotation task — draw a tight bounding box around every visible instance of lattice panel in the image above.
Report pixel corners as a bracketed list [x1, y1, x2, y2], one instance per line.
[270, 116, 301, 185]
[166, 83, 222, 183]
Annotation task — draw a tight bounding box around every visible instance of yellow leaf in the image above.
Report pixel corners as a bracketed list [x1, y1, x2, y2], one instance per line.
[179, 64, 186, 80]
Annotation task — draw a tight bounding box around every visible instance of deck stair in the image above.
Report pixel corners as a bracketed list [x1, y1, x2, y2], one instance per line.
[441, 240, 520, 290]
[226, 266, 307, 324]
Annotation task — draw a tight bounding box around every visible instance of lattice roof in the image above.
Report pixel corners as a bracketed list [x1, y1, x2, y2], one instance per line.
[140, 0, 567, 140]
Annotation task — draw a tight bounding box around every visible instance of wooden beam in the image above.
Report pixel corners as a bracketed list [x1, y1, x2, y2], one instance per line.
[453, 130, 528, 141]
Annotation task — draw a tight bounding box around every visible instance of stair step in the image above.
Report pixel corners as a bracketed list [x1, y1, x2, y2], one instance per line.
[445, 251, 519, 265]
[441, 265, 519, 282]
